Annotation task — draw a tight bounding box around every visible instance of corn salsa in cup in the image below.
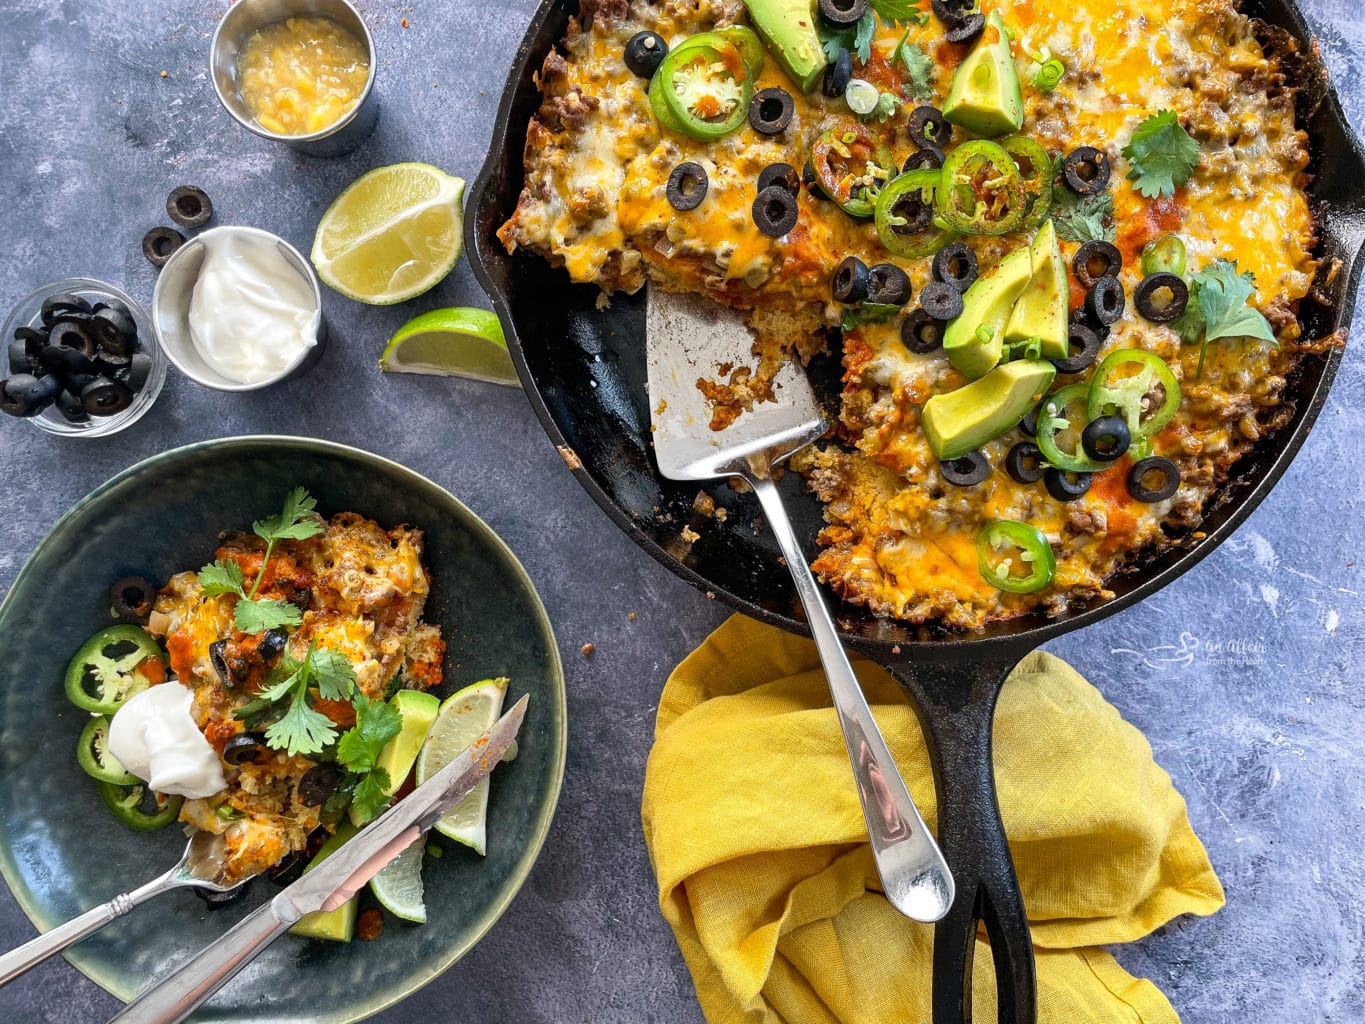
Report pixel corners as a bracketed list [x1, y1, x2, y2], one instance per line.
[236, 16, 370, 137]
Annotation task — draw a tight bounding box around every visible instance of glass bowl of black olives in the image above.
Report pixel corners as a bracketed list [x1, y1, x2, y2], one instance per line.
[1, 278, 165, 437]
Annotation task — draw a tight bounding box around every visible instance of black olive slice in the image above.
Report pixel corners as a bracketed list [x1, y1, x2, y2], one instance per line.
[223, 732, 270, 766]
[931, 0, 975, 24]
[92, 298, 131, 318]
[885, 185, 934, 237]
[1134, 272, 1190, 323]
[298, 763, 343, 807]
[142, 226, 186, 268]
[932, 242, 979, 291]
[109, 576, 157, 622]
[866, 263, 911, 305]
[40, 293, 91, 325]
[1127, 456, 1181, 502]
[902, 146, 945, 172]
[48, 321, 97, 358]
[268, 849, 308, 887]
[757, 162, 801, 196]
[38, 345, 94, 377]
[1044, 467, 1092, 502]
[666, 162, 708, 212]
[208, 639, 233, 687]
[819, 0, 868, 27]
[901, 309, 945, 354]
[802, 159, 824, 197]
[1073, 240, 1122, 288]
[624, 31, 668, 78]
[89, 306, 139, 356]
[1053, 321, 1102, 374]
[944, 12, 985, 43]
[823, 48, 852, 98]
[832, 256, 871, 303]
[1, 374, 59, 417]
[941, 451, 991, 487]
[1070, 304, 1110, 341]
[65, 372, 97, 395]
[258, 627, 289, 661]
[1020, 394, 1048, 437]
[166, 185, 213, 229]
[906, 106, 950, 150]
[1080, 415, 1132, 461]
[1085, 276, 1126, 326]
[1062, 147, 1111, 196]
[125, 351, 153, 391]
[7, 339, 35, 375]
[80, 376, 133, 417]
[749, 88, 795, 135]
[753, 186, 799, 237]
[1005, 442, 1046, 484]
[919, 281, 963, 321]
[196, 881, 251, 909]
[56, 388, 90, 423]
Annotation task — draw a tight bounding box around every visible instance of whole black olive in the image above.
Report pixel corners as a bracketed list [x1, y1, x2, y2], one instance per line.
[1134, 272, 1190, 323]
[40, 293, 91, 325]
[1085, 276, 1126, 326]
[832, 256, 871, 304]
[109, 576, 157, 622]
[1, 374, 60, 417]
[1080, 415, 1132, 461]
[297, 763, 343, 807]
[142, 226, 186, 268]
[1073, 240, 1122, 287]
[1053, 321, 1102, 374]
[757, 162, 801, 197]
[1062, 147, 1111, 195]
[666, 162, 708, 212]
[944, 12, 985, 43]
[752, 186, 799, 238]
[48, 321, 97, 358]
[931, 242, 979, 291]
[901, 308, 945, 354]
[902, 147, 945, 172]
[941, 451, 991, 487]
[1004, 442, 1046, 484]
[1127, 456, 1181, 502]
[822, 48, 852, 98]
[56, 389, 90, 424]
[223, 732, 270, 766]
[1044, 467, 1092, 502]
[89, 306, 139, 356]
[866, 263, 911, 306]
[906, 106, 950, 150]
[624, 31, 668, 79]
[819, 0, 867, 27]
[124, 351, 153, 391]
[919, 281, 963, 321]
[749, 88, 795, 135]
[167, 185, 213, 228]
[195, 880, 251, 910]
[258, 628, 289, 661]
[81, 376, 134, 417]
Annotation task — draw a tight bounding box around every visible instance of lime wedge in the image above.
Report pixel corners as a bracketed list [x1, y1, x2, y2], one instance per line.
[415, 678, 509, 855]
[349, 689, 439, 828]
[311, 162, 466, 305]
[380, 307, 519, 386]
[369, 838, 427, 924]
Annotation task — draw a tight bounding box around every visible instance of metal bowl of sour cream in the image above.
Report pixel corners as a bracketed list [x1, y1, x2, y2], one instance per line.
[152, 225, 327, 392]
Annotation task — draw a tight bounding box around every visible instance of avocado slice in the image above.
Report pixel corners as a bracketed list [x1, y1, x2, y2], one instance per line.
[943, 246, 1033, 378]
[349, 690, 439, 828]
[742, 0, 827, 93]
[942, 11, 1024, 137]
[1004, 220, 1069, 360]
[923, 359, 1057, 460]
[290, 823, 360, 942]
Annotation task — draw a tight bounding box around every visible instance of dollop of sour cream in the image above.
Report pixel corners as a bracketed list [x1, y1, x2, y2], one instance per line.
[108, 682, 227, 799]
[188, 229, 318, 384]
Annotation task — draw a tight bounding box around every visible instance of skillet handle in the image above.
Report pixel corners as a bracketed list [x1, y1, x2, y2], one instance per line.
[881, 656, 1036, 1024]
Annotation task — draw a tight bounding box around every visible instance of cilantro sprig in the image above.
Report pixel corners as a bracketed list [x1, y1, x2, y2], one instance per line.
[823, 0, 928, 66]
[1122, 110, 1200, 199]
[893, 33, 935, 101]
[841, 302, 902, 331]
[234, 642, 356, 756]
[198, 487, 325, 634]
[1171, 259, 1277, 379]
[338, 694, 404, 823]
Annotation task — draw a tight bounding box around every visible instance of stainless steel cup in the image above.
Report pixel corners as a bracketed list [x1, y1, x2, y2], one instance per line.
[210, 0, 378, 158]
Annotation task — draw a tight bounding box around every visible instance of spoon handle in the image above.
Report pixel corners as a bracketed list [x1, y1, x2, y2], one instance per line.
[748, 471, 956, 923]
[0, 869, 176, 988]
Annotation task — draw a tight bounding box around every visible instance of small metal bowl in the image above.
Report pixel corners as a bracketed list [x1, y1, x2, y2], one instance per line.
[210, 0, 378, 158]
[152, 226, 327, 392]
[1, 278, 166, 438]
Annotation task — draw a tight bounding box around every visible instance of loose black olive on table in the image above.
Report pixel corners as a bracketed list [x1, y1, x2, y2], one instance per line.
[624, 31, 668, 78]
[0, 374, 60, 417]
[907, 106, 950, 150]
[223, 732, 271, 766]
[142, 226, 186, 268]
[666, 162, 708, 212]
[823, 48, 852, 98]
[749, 87, 795, 135]
[944, 13, 985, 43]
[866, 263, 911, 305]
[1133, 272, 1190, 322]
[757, 162, 800, 196]
[752, 186, 800, 237]
[902, 308, 945, 353]
[1127, 456, 1181, 502]
[298, 763, 343, 807]
[40, 293, 91, 325]
[903, 147, 945, 172]
[919, 281, 964, 321]
[819, 0, 868, 27]
[81, 377, 133, 416]
[832, 256, 871, 303]
[1073, 240, 1122, 287]
[1062, 147, 1111, 195]
[89, 305, 139, 356]
[1080, 414, 1132, 461]
[1044, 467, 1092, 501]
[941, 450, 991, 487]
[1005, 442, 1046, 484]
[109, 576, 157, 622]
[932, 241, 979, 291]
[1084, 276, 1125, 326]
[166, 185, 213, 229]
[1053, 321, 1103, 374]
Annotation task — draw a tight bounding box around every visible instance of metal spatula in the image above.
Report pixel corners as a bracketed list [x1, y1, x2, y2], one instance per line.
[646, 286, 954, 923]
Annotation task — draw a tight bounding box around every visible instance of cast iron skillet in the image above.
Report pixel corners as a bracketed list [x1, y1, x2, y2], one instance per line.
[467, 2, 1365, 1019]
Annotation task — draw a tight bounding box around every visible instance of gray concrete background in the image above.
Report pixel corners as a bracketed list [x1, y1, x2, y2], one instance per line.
[0, 1, 1361, 1021]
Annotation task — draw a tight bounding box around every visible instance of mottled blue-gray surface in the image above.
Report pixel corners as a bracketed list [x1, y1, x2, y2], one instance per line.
[0, 1, 1361, 1022]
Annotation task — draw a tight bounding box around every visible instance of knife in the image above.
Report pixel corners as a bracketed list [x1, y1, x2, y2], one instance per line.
[109, 694, 529, 1024]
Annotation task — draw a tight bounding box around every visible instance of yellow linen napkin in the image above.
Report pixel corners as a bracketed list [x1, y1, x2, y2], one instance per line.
[642, 615, 1225, 1024]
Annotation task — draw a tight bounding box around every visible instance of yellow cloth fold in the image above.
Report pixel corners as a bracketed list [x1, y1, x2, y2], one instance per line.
[642, 615, 1225, 1024]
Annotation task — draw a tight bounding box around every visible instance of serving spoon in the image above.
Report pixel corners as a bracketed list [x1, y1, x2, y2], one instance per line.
[0, 830, 246, 987]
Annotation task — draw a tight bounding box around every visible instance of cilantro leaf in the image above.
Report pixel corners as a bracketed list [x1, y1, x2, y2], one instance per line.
[235, 596, 303, 634]
[253, 487, 323, 543]
[349, 768, 394, 825]
[841, 302, 903, 331]
[336, 693, 405, 823]
[1170, 291, 1206, 347]
[198, 559, 245, 598]
[896, 37, 935, 100]
[265, 678, 338, 757]
[852, 10, 876, 62]
[1190, 260, 1276, 346]
[1121, 110, 1200, 199]
[233, 654, 304, 720]
[311, 647, 358, 701]
[1050, 188, 1115, 243]
[871, 0, 929, 26]
[822, 10, 876, 64]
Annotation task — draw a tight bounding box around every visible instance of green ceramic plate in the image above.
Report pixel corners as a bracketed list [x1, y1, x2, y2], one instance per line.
[0, 436, 566, 1021]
